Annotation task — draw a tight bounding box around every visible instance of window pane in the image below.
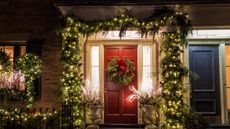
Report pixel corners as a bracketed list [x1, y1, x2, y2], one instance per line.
[91, 67, 100, 92]
[20, 46, 26, 56]
[91, 46, 99, 66]
[4, 46, 14, 61]
[142, 66, 152, 91]
[143, 45, 151, 65]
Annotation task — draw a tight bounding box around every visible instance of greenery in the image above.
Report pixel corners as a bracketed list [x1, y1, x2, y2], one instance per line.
[60, 30, 84, 127]
[160, 31, 191, 128]
[0, 107, 60, 129]
[0, 49, 42, 108]
[183, 109, 209, 129]
[60, 5, 192, 128]
[0, 51, 49, 129]
[15, 53, 42, 108]
[107, 58, 135, 85]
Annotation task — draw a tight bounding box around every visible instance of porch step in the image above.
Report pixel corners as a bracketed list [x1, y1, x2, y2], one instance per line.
[99, 124, 144, 129]
[207, 124, 230, 129]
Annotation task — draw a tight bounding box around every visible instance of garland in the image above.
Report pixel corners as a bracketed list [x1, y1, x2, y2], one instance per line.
[60, 6, 192, 128]
[0, 107, 60, 128]
[107, 58, 135, 85]
[15, 54, 42, 108]
[160, 31, 189, 128]
[60, 31, 84, 127]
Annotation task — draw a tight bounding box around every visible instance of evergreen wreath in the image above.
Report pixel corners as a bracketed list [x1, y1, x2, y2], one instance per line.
[107, 58, 135, 85]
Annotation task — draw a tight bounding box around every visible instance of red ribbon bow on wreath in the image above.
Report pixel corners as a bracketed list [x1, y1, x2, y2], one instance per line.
[117, 58, 129, 73]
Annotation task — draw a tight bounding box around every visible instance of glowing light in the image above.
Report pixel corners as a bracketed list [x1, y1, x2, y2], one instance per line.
[126, 94, 137, 103]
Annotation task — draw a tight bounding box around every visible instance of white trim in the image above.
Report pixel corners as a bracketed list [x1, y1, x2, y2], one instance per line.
[219, 43, 228, 124]
[188, 29, 230, 40]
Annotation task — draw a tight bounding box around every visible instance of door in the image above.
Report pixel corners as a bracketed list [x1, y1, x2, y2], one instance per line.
[189, 45, 221, 123]
[104, 46, 137, 124]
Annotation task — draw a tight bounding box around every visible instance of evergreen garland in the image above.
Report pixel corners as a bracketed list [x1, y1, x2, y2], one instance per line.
[60, 21, 84, 127]
[15, 54, 42, 108]
[160, 31, 189, 128]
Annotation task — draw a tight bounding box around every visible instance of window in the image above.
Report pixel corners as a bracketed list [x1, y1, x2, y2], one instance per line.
[90, 46, 100, 93]
[141, 45, 152, 92]
[0, 45, 26, 62]
[0, 43, 41, 98]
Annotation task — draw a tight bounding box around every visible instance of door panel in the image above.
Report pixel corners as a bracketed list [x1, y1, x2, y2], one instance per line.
[104, 46, 137, 124]
[189, 45, 220, 123]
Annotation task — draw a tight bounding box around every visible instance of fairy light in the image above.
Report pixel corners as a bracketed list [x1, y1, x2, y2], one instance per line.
[15, 54, 42, 108]
[160, 31, 190, 128]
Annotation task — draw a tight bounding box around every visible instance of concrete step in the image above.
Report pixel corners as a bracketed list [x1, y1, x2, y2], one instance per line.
[207, 124, 230, 129]
[99, 124, 144, 129]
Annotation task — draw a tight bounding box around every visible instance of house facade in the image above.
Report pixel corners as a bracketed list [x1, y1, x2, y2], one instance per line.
[1, 0, 230, 127]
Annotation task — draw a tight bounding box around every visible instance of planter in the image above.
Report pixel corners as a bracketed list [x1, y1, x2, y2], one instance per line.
[140, 104, 164, 129]
[85, 104, 103, 124]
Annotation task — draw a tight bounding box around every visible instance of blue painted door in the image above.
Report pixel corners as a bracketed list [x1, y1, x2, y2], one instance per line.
[189, 45, 220, 123]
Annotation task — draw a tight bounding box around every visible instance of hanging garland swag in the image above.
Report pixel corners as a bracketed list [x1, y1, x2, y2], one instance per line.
[60, 6, 192, 128]
[107, 58, 135, 85]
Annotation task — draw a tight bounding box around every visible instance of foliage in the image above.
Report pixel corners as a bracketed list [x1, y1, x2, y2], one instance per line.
[0, 107, 60, 129]
[15, 53, 42, 108]
[60, 30, 84, 127]
[183, 109, 209, 129]
[107, 58, 135, 85]
[160, 31, 191, 128]
[0, 50, 42, 108]
[0, 51, 43, 128]
[60, 5, 192, 128]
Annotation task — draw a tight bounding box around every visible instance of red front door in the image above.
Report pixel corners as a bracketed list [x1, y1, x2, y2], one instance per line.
[104, 46, 137, 124]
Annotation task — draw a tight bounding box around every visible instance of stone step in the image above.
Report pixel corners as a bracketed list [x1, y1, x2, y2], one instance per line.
[207, 124, 230, 129]
[99, 124, 144, 129]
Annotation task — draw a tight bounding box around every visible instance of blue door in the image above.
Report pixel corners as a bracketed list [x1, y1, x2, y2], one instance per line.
[189, 45, 221, 123]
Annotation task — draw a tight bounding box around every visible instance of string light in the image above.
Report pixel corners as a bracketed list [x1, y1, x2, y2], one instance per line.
[0, 107, 59, 125]
[161, 31, 190, 128]
[15, 54, 42, 108]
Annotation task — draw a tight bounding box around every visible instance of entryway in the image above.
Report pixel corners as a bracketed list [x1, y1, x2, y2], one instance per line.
[104, 46, 138, 124]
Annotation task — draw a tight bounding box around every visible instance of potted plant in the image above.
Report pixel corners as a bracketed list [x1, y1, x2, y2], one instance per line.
[82, 81, 103, 129]
[127, 84, 165, 129]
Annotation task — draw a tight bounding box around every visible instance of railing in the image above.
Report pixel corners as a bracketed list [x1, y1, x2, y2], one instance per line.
[0, 107, 61, 129]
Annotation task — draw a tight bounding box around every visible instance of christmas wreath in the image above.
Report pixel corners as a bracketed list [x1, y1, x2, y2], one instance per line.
[107, 58, 135, 85]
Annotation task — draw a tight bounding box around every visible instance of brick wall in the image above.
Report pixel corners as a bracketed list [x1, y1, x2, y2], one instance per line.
[0, 0, 62, 108]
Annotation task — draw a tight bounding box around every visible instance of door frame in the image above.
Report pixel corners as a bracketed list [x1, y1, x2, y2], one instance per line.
[185, 40, 228, 124]
[85, 39, 155, 124]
